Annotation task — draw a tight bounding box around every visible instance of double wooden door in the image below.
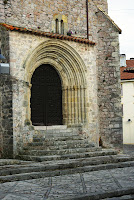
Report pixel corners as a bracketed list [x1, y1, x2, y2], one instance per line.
[31, 64, 62, 126]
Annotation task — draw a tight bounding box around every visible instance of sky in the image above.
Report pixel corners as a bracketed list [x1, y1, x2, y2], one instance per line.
[108, 0, 134, 60]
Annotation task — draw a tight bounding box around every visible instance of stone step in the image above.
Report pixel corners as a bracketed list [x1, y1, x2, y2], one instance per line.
[22, 146, 101, 155]
[33, 132, 80, 140]
[18, 153, 134, 165]
[45, 132, 81, 138]
[19, 149, 117, 161]
[1, 151, 118, 177]
[0, 159, 32, 166]
[31, 139, 91, 147]
[26, 141, 95, 150]
[34, 125, 67, 131]
[44, 133, 80, 138]
[0, 160, 134, 183]
[35, 128, 75, 135]
[44, 129, 73, 133]
[33, 135, 84, 142]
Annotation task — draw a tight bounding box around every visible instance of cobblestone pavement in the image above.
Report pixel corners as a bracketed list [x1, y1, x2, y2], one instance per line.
[0, 167, 134, 200]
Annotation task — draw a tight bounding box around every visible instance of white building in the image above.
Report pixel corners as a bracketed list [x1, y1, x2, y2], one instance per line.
[120, 55, 134, 145]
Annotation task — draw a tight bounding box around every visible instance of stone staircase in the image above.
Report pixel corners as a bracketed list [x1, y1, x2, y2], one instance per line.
[19, 127, 100, 162]
[0, 126, 134, 183]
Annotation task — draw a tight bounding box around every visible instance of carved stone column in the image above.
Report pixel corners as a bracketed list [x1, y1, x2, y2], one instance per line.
[62, 86, 68, 125]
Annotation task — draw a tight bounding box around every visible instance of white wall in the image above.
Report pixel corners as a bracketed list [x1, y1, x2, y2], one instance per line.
[122, 81, 134, 144]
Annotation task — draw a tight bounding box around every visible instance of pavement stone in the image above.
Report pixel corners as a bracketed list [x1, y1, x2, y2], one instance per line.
[0, 167, 134, 200]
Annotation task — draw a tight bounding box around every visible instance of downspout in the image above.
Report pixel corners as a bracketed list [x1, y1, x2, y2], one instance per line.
[86, 0, 89, 39]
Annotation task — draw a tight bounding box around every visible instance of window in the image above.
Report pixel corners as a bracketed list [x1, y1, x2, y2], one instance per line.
[52, 15, 68, 35]
[61, 20, 64, 35]
[56, 19, 59, 34]
[56, 19, 64, 34]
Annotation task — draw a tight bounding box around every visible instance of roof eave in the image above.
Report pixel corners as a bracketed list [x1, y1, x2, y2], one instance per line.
[0, 23, 96, 46]
[121, 79, 134, 82]
[97, 7, 122, 34]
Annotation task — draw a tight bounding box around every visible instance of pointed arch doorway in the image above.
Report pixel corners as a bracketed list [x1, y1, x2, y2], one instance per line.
[31, 64, 62, 126]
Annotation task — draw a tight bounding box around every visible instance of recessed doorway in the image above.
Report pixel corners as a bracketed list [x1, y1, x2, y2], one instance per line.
[31, 64, 62, 126]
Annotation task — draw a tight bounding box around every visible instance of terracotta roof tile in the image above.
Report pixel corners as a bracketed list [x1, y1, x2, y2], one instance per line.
[0, 23, 96, 46]
[120, 60, 134, 80]
[126, 60, 134, 68]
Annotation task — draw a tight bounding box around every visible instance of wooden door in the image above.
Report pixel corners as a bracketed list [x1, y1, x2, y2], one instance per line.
[31, 64, 62, 126]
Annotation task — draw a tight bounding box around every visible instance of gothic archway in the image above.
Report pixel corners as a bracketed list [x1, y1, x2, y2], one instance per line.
[31, 64, 62, 126]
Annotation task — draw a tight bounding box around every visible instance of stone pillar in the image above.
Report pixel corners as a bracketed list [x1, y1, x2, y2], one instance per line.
[74, 86, 78, 124]
[83, 87, 87, 123]
[67, 86, 72, 125]
[71, 86, 75, 124]
[81, 86, 85, 124]
[77, 87, 81, 124]
[26, 82, 32, 124]
[62, 86, 68, 125]
[63, 85, 87, 126]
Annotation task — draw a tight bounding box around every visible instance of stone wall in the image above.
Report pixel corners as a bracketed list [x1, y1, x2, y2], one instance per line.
[96, 11, 123, 148]
[0, 0, 123, 155]
[0, 25, 10, 63]
[0, 0, 5, 22]
[4, 28, 98, 154]
[0, 0, 87, 37]
[0, 0, 107, 38]
[92, 0, 108, 12]
[0, 75, 13, 158]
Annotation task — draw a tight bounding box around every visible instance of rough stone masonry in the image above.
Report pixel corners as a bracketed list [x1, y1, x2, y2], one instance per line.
[0, 0, 122, 158]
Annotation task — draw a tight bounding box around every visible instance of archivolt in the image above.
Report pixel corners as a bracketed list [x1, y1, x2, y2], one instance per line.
[24, 40, 87, 125]
[25, 40, 86, 88]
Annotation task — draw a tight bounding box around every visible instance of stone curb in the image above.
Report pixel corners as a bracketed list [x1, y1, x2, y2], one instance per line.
[62, 188, 134, 200]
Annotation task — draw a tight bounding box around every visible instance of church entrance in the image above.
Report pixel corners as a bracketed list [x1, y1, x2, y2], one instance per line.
[31, 64, 62, 126]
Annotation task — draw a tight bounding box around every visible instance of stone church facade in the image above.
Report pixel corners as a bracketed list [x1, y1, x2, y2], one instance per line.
[0, 0, 122, 158]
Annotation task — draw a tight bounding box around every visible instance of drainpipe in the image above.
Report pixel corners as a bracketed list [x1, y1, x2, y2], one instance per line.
[86, 0, 89, 40]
